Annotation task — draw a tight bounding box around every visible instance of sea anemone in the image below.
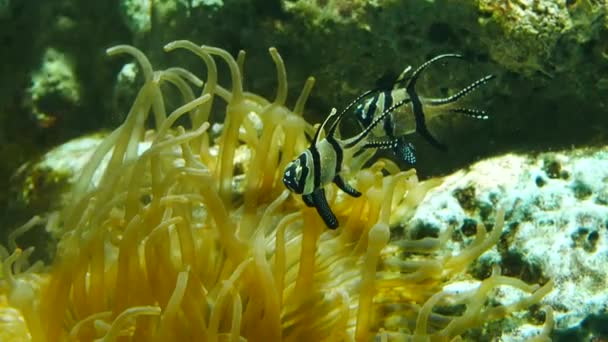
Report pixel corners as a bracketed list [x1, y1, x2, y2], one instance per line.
[0, 41, 552, 341]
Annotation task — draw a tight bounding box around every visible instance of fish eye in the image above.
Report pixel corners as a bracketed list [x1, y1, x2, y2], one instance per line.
[282, 156, 306, 194]
[282, 162, 298, 191]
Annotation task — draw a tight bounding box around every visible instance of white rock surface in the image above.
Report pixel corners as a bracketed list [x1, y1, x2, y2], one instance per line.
[409, 146, 608, 339]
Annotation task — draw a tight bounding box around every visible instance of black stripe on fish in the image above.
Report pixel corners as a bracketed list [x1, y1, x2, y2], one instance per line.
[296, 153, 309, 193]
[326, 135, 343, 175]
[309, 143, 322, 189]
[405, 54, 463, 151]
[381, 91, 395, 138]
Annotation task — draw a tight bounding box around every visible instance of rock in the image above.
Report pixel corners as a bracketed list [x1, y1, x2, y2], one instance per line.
[409, 145, 608, 340]
[28, 48, 81, 129]
[3, 134, 105, 262]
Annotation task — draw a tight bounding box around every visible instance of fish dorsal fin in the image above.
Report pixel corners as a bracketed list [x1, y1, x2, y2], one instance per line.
[326, 88, 377, 137]
[345, 95, 412, 148]
[406, 53, 462, 91]
[313, 108, 338, 143]
[327, 61, 433, 137]
[393, 65, 412, 89]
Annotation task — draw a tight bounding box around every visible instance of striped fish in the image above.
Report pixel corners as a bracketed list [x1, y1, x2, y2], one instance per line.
[282, 88, 413, 229]
[355, 54, 494, 163]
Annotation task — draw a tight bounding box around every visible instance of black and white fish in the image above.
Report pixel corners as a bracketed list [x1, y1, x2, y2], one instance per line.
[282, 88, 412, 229]
[283, 54, 494, 229]
[354, 54, 494, 163]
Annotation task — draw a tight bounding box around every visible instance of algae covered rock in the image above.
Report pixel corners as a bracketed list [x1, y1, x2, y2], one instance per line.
[27, 48, 81, 129]
[3, 135, 106, 262]
[410, 146, 608, 340]
[478, 0, 572, 75]
[478, 0, 607, 76]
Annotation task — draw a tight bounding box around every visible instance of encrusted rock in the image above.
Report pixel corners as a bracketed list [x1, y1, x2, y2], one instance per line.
[409, 145, 608, 340]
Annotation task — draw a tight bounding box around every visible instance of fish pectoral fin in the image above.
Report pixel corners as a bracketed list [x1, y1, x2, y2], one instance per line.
[393, 137, 417, 164]
[363, 137, 396, 150]
[333, 175, 362, 197]
[302, 193, 316, 207]
[311, 188, 339, 229]
[363, 137, 417, 164]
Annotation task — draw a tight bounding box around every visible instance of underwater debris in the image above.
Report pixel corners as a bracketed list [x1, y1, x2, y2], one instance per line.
[0, 41, 551, 341]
